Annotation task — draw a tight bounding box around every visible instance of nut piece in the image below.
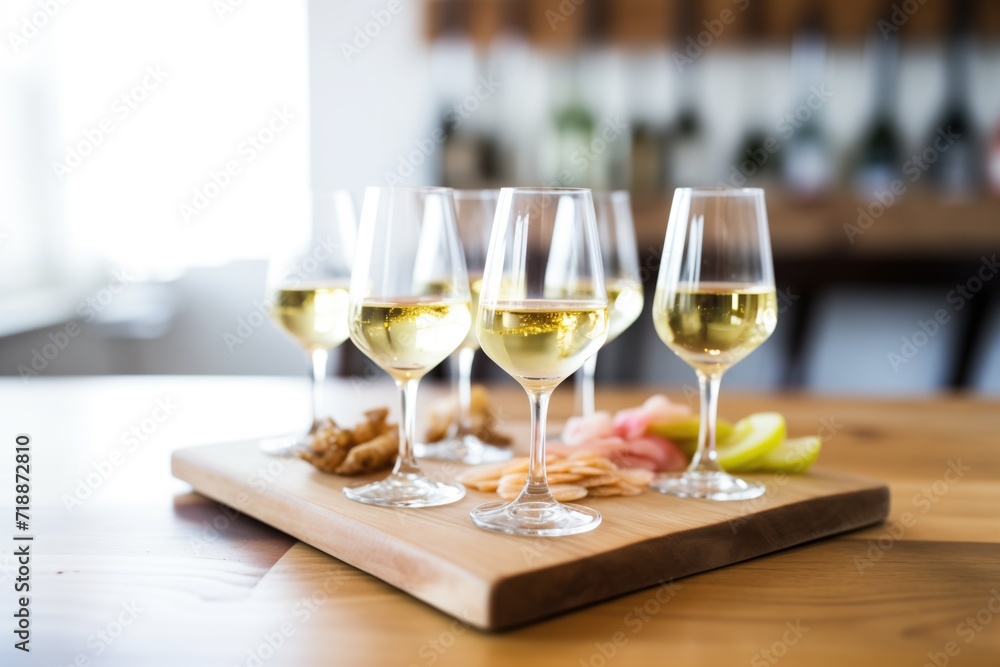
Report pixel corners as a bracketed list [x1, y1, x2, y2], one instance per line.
[300, 409, 397, 476]
[334, 431, 398, 476]
[424, 385, 513, 446]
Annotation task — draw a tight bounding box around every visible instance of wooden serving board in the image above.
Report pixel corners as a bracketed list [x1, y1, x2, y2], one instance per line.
[171, 440, 889, 630]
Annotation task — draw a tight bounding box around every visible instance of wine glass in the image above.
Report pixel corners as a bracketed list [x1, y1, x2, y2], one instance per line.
[261, 191, 356, 456]
[574, 190, 644, 417]
[651, 187, 778, 500]
[472, 187, 609, 536]
[344, 187, 471, 508]
[419, 189, 513, 464]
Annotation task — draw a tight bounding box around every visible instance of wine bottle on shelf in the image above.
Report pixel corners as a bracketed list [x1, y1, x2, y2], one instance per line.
[731, 0, 781, 189]
[666, 3, 710, 188]
[487, 0, 531, 187]
[462, 49, 502, 187]
[732, 54, 782, 188]
[987, 124, 1000, 198]
[853, 29, 902, 197]
[440, 115, 482, 188]
[550, 57, 597, 187]
[927, 0, 979, 198]
[782, 9, 833, 198]
[551, 0, 623, 189]
[630, 120, 667, 199]
[627, 51, 669, 198]
[430, 1, 479, 188]
[668, 95, 708, 187]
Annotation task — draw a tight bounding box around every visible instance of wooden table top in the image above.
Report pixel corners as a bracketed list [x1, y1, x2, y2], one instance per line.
[4, 376, 999, 666]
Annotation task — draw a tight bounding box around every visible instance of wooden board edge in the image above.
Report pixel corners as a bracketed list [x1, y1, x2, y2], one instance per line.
[170, 448, 494, 629]
[485, 484, 891, 630]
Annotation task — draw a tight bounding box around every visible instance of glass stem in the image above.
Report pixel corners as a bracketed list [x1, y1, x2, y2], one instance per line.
[525, 389, 552, 495]
[392, 378, 422, 476]
[575, 353, 598, 417]
[456, 346, 476, 433]
[309, 348, 330, 431]
[689, 370, 723, 474]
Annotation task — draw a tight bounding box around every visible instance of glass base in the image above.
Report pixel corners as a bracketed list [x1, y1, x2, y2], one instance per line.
[416, 435, 513, 465]
[650, 470, 765, 501]
[259, 433, 308, 457]
[343, 472, 466, 508]
[471, 498, 601, 536]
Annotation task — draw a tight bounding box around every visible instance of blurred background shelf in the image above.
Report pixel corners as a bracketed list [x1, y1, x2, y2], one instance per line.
[1, 0, 998, 396]
[634, 192, 1000, 260]
[424, 0, 1000, 46]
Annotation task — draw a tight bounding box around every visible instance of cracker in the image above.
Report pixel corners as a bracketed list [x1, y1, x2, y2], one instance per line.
[579, 473, 622, 488]
[548, 484, 589, 502]
[587, 484, 626, 497]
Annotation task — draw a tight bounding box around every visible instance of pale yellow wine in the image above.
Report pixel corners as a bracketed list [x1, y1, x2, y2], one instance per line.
[653, 284, 777, 372]
[270, 285, 350, 350]
[415, 277, 481, 350]
[461, 276, 483, 350]
[351, 299, 471, 381]
[606, 279, 644, 344]
[478, 301, 608, 389]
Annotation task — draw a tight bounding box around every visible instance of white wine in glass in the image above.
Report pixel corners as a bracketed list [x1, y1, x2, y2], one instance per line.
[419, 189, 512, 464]
[651, 187, 778, 501]
[472, 187, 609, 536]
[262, 191, 356, 456]
[344, 187, 471, 508]
[574, 191, 643, 417]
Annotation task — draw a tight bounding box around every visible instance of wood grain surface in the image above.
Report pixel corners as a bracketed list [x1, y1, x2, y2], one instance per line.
[172, 439, 889, 629]
[3, 377, 998, 666]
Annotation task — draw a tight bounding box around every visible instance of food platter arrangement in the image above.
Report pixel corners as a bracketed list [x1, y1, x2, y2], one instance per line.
[173, 186, 888, 629]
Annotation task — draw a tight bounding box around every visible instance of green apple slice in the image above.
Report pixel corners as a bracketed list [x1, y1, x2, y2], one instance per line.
[648, 416, 734, 455]
[731, 436, 821, 474]
[716, 412, 786, 471]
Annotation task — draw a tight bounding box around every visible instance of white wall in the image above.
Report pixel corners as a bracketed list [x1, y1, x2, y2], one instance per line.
[308, 0, 437, 190]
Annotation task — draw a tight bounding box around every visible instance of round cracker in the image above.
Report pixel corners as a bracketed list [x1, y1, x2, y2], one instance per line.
[549, 484, 589, 502]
